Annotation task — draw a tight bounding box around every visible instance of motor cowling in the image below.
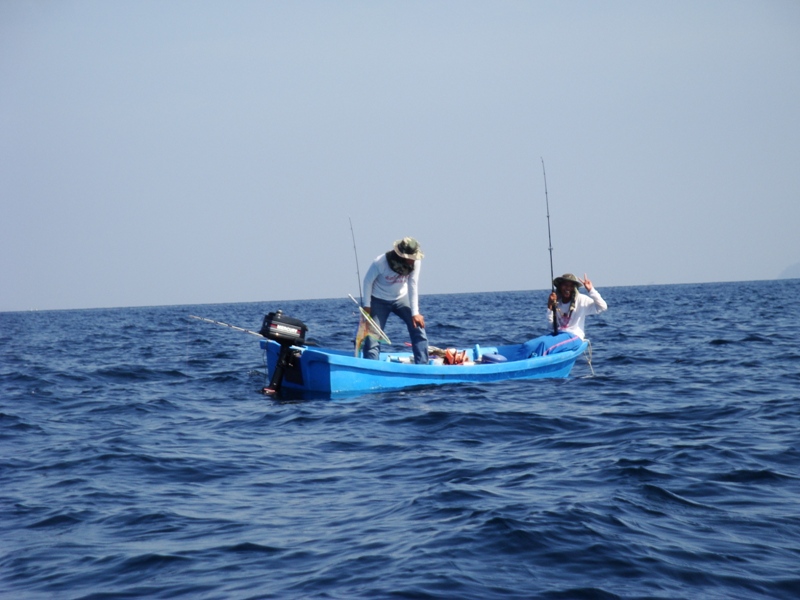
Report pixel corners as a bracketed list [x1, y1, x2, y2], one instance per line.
[259, 310, 308, 346]
[260, 310, 308, 395]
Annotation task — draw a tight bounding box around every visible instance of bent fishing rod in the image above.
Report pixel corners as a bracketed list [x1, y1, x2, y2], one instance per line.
[349, 216, 363, 305]
[541, 158, 558, 336]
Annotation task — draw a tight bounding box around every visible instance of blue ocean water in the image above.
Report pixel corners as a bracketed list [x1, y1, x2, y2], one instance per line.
[1, 280, 799, 599]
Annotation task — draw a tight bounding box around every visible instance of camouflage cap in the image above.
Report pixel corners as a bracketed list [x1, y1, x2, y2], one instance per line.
[393, 237, 424, 260]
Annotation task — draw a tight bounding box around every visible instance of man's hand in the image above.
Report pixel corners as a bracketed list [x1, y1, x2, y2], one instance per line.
[580, 273, 594, 292]
[548, 292, 557, 309]
[412, 314, 425, 329]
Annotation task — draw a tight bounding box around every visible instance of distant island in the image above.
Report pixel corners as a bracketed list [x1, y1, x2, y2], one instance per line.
[779, 262, 800, 279]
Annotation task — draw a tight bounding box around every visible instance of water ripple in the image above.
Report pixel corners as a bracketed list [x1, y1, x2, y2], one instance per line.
[1, 281, 799, 599]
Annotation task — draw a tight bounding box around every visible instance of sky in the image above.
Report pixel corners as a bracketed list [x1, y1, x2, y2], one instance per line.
[2, 1, 799, 312]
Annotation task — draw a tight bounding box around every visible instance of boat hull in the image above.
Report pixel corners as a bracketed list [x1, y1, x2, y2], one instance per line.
[261, 336, 588, 397]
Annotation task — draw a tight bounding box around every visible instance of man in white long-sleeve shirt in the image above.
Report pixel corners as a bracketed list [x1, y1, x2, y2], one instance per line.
[547, 273, 608, 340]
[362, 237, 429, 364]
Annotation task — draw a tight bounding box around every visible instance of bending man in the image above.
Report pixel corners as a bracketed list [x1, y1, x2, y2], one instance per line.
[362, 237, 429, 364]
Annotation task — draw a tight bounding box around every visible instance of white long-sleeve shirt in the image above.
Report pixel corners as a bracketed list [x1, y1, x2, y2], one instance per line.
[362, 254, 422, 315]
[547, 288, 607, 340]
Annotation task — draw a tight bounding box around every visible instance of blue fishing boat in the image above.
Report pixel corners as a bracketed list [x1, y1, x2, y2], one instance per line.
[258, 310, 589, 397]
[261, 338, 588, 397]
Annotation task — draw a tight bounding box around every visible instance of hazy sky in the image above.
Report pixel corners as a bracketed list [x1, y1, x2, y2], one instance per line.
[2, 1, 799, 311]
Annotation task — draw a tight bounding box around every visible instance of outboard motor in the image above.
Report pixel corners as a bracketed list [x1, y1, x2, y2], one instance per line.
[259, 310, 308, 395]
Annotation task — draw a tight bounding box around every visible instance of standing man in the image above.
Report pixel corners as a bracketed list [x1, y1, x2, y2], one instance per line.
[362, 237, 429, 364]
[547, 273, 608, 340]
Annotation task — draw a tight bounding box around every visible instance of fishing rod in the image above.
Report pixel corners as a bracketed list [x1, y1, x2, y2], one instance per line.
[188, 315, 264, 337]
[349, 216, 363, 305]
[541, 158, 558, 336]
[347, 220, 392, 350]
[348, 294, 391, 344]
